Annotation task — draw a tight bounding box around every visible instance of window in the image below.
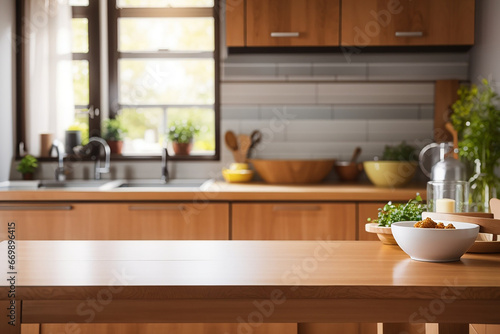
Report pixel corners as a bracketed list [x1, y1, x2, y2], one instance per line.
[17, 0, 219, 160]
[108, 0, 219, 158]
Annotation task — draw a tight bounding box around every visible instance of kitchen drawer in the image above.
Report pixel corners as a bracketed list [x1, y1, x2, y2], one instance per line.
[232, 202, 356, 240]
[341, 0, 475, 46]
[0, 203, 229, 240]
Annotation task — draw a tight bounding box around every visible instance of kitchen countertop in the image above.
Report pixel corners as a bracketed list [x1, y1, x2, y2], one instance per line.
[0, 180, 426, 202]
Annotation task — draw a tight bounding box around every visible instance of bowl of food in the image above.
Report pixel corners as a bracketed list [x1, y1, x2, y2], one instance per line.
[391, 218, 479, 262]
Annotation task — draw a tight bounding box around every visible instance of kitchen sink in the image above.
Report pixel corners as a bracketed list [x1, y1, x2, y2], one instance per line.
[38, 180, 121, 190]
[117, 179, 208, 188]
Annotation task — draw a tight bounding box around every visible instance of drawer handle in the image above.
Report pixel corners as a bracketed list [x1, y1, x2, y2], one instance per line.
[270, 32, 300, 38]
[0, 205, 73, 211]
[272, 205, 321, 212]
[128, 205, 186, 211]
[395, 31, 424, 37]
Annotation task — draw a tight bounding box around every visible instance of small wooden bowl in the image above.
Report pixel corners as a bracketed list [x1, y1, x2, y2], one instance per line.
[365, 223, 397, 245]
[334, 161, 363, 182]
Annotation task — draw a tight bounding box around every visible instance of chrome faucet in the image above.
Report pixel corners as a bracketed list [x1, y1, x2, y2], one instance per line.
[49, 140, 66, 181]
[88, 137, 110, 180]
[161, 147, 169, 183]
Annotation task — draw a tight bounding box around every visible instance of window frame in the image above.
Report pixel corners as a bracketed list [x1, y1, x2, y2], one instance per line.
[15, 0, 220, 162]
[107, 0, 221, 161]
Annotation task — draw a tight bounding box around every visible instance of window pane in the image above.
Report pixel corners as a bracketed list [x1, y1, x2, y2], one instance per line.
[71, 109, 90, 145]
[119, 59, 214, 105]
[73, 60, 89, 106]
[119, 108, 164, 155]
[119, 18, 214, 52]
[167, 108, 215, 153]
[118, 107, 215, 155]
[117, 0, 213, 8]
[69, 0, 89, 6]
[72, 18, 89, 53]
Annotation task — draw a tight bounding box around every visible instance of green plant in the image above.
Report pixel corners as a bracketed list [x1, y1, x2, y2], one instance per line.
[103, 117, 127, 141]
[167, 120, 200, 144]
[382, 141, 417, 161]
[16, 155, 38, 175]
[450, 79, 500, 211]
[368, 194, 427, 227]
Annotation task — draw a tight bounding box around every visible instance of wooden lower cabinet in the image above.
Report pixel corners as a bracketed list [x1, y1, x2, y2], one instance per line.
[232, 203, 356, 240]
[0, 202, 229, 240]
[358, 202, 387, 241]
[40, 323, 297, 334]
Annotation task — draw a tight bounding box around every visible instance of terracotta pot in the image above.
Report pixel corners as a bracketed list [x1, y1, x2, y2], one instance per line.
[22, 173, 34, 180]
[107, 140, 123, 154]
[172, 142, 193, 156]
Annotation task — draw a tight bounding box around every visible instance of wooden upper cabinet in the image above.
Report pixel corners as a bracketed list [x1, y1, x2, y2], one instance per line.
[245, 0, 340, 47]
[341, 0, 475, 46]
[225, 0, 245, 46]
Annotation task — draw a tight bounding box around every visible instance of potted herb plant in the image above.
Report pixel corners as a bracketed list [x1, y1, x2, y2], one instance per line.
[16, 155, 38, 180]
[363, 141, 418, 187]
[451, 79, 500, 212]
[103, 118, 127, 154]
[167, 120, 200, 156]
[366, 194, 427, 244]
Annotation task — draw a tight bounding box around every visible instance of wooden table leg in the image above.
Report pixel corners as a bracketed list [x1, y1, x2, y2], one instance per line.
[438, 323, 469, 334]
[0, 300, 21, 334]
[379, 323, 425, 334]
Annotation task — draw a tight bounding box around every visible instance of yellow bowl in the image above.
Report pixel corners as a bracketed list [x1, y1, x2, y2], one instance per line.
[363, 161, 418, 187]
[222, 169, 254, 183]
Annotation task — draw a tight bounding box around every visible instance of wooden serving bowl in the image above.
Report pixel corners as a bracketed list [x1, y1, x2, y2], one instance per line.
[249, 159, 335, 184]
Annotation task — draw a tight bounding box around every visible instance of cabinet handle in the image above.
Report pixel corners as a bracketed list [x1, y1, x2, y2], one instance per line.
[395, 31, 424, 37]
[128, 205, 186, 211]
[0, 205, 73, 211]
[270, 32, 300, 38]
[272, 205, 321, 212]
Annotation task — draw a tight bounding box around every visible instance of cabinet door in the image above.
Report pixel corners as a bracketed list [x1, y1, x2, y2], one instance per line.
[341, 0, 475, 46]
[97, 203, 229, 240]
[232, 203, 356, 240]
[358, 203, 386, 241]
[246, 0, 340, 46]
[225, 0, 245, 46]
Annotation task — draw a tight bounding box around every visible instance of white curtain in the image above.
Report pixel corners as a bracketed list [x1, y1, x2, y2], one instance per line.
[25, 0, 74, 156]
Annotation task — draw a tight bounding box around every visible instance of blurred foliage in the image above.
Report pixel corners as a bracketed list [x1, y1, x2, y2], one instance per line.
[17, 155, 38, 174]
[382, 141, 418, 161]
[72, 60, 89, 106]
[103, 116, 128, 141]
[71, 18, 88, 53]
[168, 120, 200, 144]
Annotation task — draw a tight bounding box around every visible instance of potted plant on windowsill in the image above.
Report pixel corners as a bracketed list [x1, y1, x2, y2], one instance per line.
[168, 120, 200, 156]
[103, 118, 127, 154]
[17, 155, 38, 180]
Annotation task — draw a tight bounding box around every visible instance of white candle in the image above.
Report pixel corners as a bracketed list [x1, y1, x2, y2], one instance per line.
[436, 198, 456, 213]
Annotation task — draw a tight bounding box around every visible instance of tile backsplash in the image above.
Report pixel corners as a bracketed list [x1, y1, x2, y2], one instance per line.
[220, 52, 468, 167]
[15, 51, 469, 181]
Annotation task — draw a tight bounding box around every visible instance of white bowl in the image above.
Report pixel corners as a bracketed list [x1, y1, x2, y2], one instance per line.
[391, 221, 479, 262]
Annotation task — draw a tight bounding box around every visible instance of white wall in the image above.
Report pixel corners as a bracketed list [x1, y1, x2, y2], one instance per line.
[470, 0, 500, 83]
[0, 0, 15, 182]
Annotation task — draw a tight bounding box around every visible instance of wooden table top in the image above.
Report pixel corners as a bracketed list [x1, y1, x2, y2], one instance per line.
[1, 240, 499, 301]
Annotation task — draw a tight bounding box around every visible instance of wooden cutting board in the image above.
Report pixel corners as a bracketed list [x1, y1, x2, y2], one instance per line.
[423, 210, 500, 253]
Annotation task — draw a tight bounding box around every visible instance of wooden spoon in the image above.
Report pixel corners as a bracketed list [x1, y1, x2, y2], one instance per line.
[445, 122, 459, 160]
[349, 147, 362, 165]
[238, 134, 252, 163]
[225, 131, 240, 162]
